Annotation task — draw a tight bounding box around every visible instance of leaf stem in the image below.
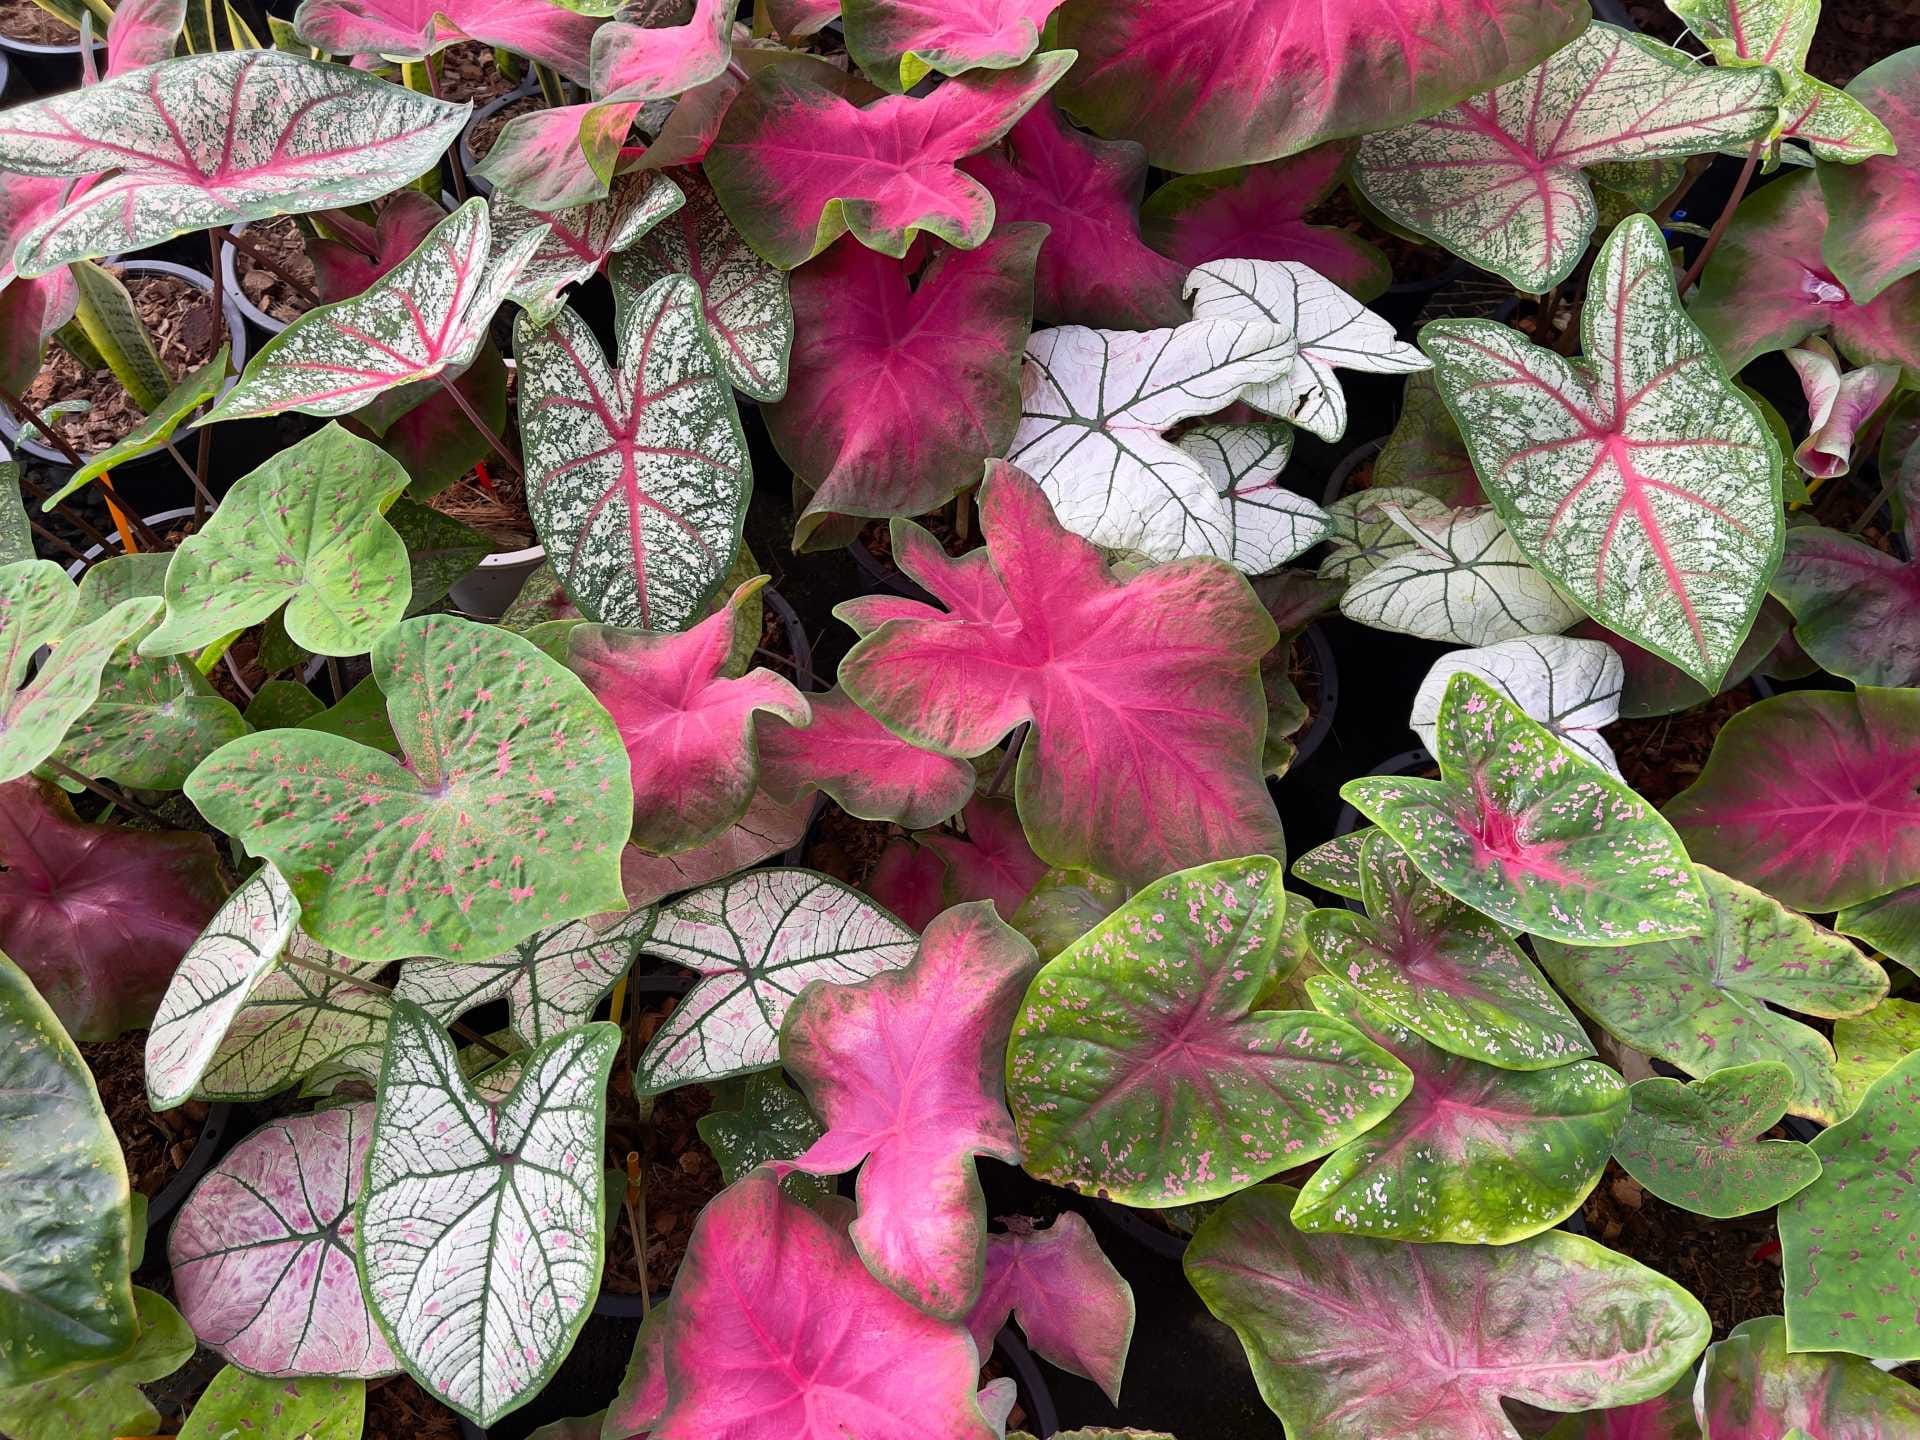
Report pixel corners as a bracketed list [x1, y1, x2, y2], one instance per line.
[423, 56, 470, 204]
[41, 758, 171, 827]
[1678, 139, 1763, 296]
[437, 374, 525, 483]
[222, 649, 256, 704]
[623, 1149, 649, 1310]
[0, 383, 164, 549]
[9, 467, 118, 553]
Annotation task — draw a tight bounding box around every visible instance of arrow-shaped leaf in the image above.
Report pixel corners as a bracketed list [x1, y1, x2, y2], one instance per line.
[292, 0, 599, 82]
[1613, 1062, 1821, 1217]
[1175, 423, 1326, 576]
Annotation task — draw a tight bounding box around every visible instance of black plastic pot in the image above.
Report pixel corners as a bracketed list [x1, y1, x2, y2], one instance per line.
[0, 47, 11, 101]
[846, 528, 935, 604]
[1287, 622, 1340, 772]
[457, 80, 540, 199]
[144, 1102, 238, 1249]
[0, 28, 100, 98]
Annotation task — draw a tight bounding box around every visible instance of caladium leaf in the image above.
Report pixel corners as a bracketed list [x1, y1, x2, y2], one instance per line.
[0, 177, 78, 394]
[766, 224, 1043, 548]
[1375, 370, 1484, 506]
[493, 170, 686, 329]
[102, 0, 182, 79]
[842, 0, 1062, 91]
[694, 1070, 829, 1203]
[1354, 24, 1780, 294]
[615, 789, 813, 909]
[1175, 423, 1327, 577]
[1665, 687, 1920, 912]
[176, 1369, 363, 1440]
[965, 1213, 1133, 1405]
[1784, 338, 1900, 481]
[1291, 831, 1372, 901]
[923, 796, 1047, 920]
[1539, 1377, 1699, 1440]
[515, 272, 750, 633]
[1772, 510, 1920, 688]
[206, 199, 544, 424]
[837, 464, 1286, 889]
[779, 901, 1040, 1318]
[755, 686, 976, 829]
[186, 614, 632, 963]
[1424, 214, 1784, 691]
[0, 1288, 193, 1440]
[1696, 1315, 1920, 1439]
[704, 51, 1072, 268]
[1535, 867, 1888, 1125]
[1294, 975, 1625, 1242]
[1344, 672, 1709, 945]
[292, 0, 599, 81]
[1837, 883, 1920, 975]
[1612, 1063, 1820, 1218]
[0, 51, 467, 276]
[1008, 857, 1411, 1207]
[359, 1004, 618, 1425]
[865, 839, 949, 932]
[170, 1104, 397, 1379]
[1186, 1184, 1710, 1440]
[591, 0, 734, 101]
[1834, 997, 1920, 1115]
[1410, 636, 1625, 775]
[194, 946, 391, 1102]
[1817, 50, 1920, 304]
[1317, 486, 1451, 585]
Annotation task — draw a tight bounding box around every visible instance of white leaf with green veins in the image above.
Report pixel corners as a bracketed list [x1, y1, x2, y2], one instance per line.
[1316, 487, 1451, 585]
[1410, 635, 1624, 776]
[195, 943, 391, 1102]
[1175, 423, 1328, 576]
[493, 170, 686, 327]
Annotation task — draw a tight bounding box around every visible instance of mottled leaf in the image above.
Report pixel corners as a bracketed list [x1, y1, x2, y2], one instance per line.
[1833, 997, 1920, 1116]
[494, 170, 685, 328]
[1696, 1315, 1920, 1439]
[614, 789, 813, 909]
[1613, 1063, 1820, 1217]
[0, 1288, 193, 1440]
[1817, 49, 1920, 304]
[177, 1368, 363, 1440]
[694, 1070, 827, 1200]
[1374, 369, 1484, 506]
[1411, 636, 1624, 775]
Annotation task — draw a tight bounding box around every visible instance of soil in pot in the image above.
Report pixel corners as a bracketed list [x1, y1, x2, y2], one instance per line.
[1608, 682, 1760, 808]
[364, 1374, 463, 1440]
[803, 805, 895, 891]
[855, 502, 975, 571]
[78, 1031, 209, 1208]
[429, 465, 534, 550]
[467, 94, 543, 163]
[0, 0, 75, 44]
[437, 40, 517, 105]
[232, 216, 318, 326]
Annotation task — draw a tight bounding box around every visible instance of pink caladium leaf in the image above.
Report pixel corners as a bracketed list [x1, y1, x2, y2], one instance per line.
[922, 796, 1046, 920]
[169, 1105, 397, 1379]
[779, 901, 1041, 1318]
[842, 0, 1063, 92]
[1353, 24, 1780, 294]
[1050, 0, 1588, 173]
[837, 464, 1285, 889]
[0, 51, 467, 276]
[103, 0, 183, 77]
[471, 100, 639, 213]
[1770, 462, 1920, 688]
[768, 225, 1043, 549]
[865, 839, 949, 932]
[705, 51, 1072, 269]
[308, 190, 446, 303]
[615, 789, 814, 908]
[591, 0, 734, 103]
[1783, 337, 1900, 482]
[0, 175, 77, 393]
[493, 170, 685, 328]
[1817, 49, 1920, 304]
[965, 1213, 1133, 1405]
[0, 777, 223, 1041]
[755, 686, 975, 829]
[657, 1171, 1000, 1439]
[1697, 1315, 1920, 1439]
[1184, 1184, 1711, 1440]
[1538, 1376, 1699, 1440]
[292, 0, 600, 83]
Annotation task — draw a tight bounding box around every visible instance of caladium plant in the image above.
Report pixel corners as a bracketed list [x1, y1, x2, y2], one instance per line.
[1410, 636, 1626, 775]
[1610, 1063, 1821, 1218]
[1696, 1314, 1920, 1438]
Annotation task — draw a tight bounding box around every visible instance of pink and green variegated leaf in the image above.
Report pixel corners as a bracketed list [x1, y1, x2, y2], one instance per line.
[1783, 338, 1899, 482]
[292, 0, 599, 82]
[1294, 975, 1625, 1242]
[1540, 1377, 1699, 1440]
[865, 839, 948, 932]
[0, 183, 77, 392]
[770, 225, 1043, 550]
[1818, 49, 1920, 304]
[1771, 475, 1920, 690]
[957, 101, 1189, 329]
[779, 901, 1040, 1318]
[170, 1105, 396, 1379]
[590, 0, 733, 103]
[567, 580, 807, 854]
[755, 686, 974, 829]
[1354, 25, 1779, 294]
[493, 170, 684, 328]
[1534, 868, 1887, 1125]
[1697, 1315, 1920, 1439]
[1344, 672, 1709, 945]
[514, 274, 749, 633]
[705, 51, 1072, 269]
[604, 1299, 670, 1439]
[923, 796, 1046, 920]
[1834, 998, 1920, 1115]
[186, 615, 632, 964]
[837, 465, 1286, 889]
[1612, 1063, 1820, 1218]
[206, 199, 544, 424]
[1186, 1185, 1710, 1440]
[1666, 687, 1920, 912]
[1008, 857, 1411, 1207]
[0, 52, 468, 276]
[472, 100, 638, 213]
[103, 0, 183, 76]
[635, 866, 917, 1093]
[964, 1213, 1133, 1406]
[309, 191, 447, 304]
[1424, 215, 1784, 690]
[1304, 830, 1592, 1069]
[615, 790, 813, 909]
[842, 0, 1062, 91]
[658, 1171, 998, 1440]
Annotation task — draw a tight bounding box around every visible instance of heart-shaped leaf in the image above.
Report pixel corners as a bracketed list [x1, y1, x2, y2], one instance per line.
[838, 464, 1285, 889]
[177, 1368, 363, 1440]
[0, 1288, 193, 1440]
[186, 614, 632, 963]
[1535, 867, 1887, 1124]
[843, 0, 1061, 91]
[292, 0, 599, 81]
[191, 946, 391, 1103]
[494, 170, 686, 328]
[1353, 23, 1779, 293]
[1613, 1063, 1821, 1218]
[1411, 636, 1625, 775]
[1834, 997, 1920, 1115]
[170, 1104, 397, 1379]
[615, 789, 814, 909]
[965, 1213, 1133, 1405]
[1817, 49, 1920, 304]
[1175, 423, 1327, 577]
[755, 686, 975, 829]
[1344, 672, 1709, 945]
[1008, 857, 1411, 1207]
[1295, 975, 1625, 1242]
[515, 272, 750, 632]
[1423, 214, 1784, 690]
[359, 1004, 618, 1424]
[922, 796, 1047, 920]
[0, 51, 467, 275]
[1770, 463, 1920, 687]
[1697, 1315, 1920, 1439]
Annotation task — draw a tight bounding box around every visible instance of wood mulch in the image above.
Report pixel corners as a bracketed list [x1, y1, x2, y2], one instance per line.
[78, 1031, 208, 1201]
[437, 40, 518, 105]
[364, 1374, 463, 1440]
[0, 0, 77, 44]
[468, 94, 543, 162]
[1608, 683, 1758, 807]
[232, 216, 317, 325]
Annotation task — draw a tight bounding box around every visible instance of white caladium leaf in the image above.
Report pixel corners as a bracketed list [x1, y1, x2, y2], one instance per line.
[1006, 320, 1298, 563]
[514, 273, 750, 632]
[1316, 487, 1452, 584]
[1410, 636, 1625, 775]
[1175, 424, 1328, 576]
[1422, 214, 1783, 690]
[634, 867, 918, 1095]
[206, 199, 545, 424]
[1354, 24, 1781, 293]
[493, 171, 686, 327]
[359, 1003, 619, 1428]
[195, 944, 391, 1102]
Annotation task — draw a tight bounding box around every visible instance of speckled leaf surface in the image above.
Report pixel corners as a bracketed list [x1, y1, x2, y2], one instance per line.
[1539, 1376, 1699, 1440]
[1833, 997, 1920, 1116]
[1613, 1064, 1820, 1218]
[292, 0, 598, 80]
[170, 1105, 396, 1379]
[194, 943, 391, 1101]
[1817, 50, 1920, 304]
[493, 170, 685, 328]
[1175, 423, 1327, 576]
[186, 615, 632, 964]
[1411, 636, 1624, 777]
[1424, 215, 1783, 690]
[1186, 1184, 1710, 1440]
[1008, 858, 1410, 1208]
[1535, 868, 1887, 1124]
[695, 1071, 828, 1202]
[359, 1005, 618, 1425]
[177, 1367, 364, 1440]
[965, 1213, 1133, 1404]
[1344, 673, 1708, 945]
[0, 1288, 193, 1440]
[755, 686, 975, 829]
[54, 617, 249, 791]
[842, 0, 1061, 90]
[1696, 1315, 1920, 1439]
[1291, 831, 1371, 901]
[0, 52, 467, 275]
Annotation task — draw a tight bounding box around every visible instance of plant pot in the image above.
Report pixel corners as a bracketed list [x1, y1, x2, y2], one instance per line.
[457, 80, 540, 199]
[0, 23, 101, 98]
[1093, 1196, 1191, 1263]
[0, 47, 11, 101]
[62, 505, 198, 580]
[1287, 622, 1340, 771]
[1322, 436, 1385, 507]
[143, 1101, 237, 1250]
[845, 528, 936, 604]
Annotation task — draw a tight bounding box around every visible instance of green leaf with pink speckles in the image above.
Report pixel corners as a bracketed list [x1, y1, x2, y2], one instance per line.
[1005, 856, 1411, 1208]
[1833, 997, 1920, 1115]
[184, 614, 632, 965]
[1342, 672, 1709, 946]
[1611, 1063, 1820, 1218]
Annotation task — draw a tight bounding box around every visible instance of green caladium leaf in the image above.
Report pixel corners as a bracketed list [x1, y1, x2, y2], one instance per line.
[0, 468, 30, 567]
[1422, 214, 1784, 690]
[1008, 867, 1128, 963]
[1294, 976, 1625, 1242]
[1290, 830, 1372, 901]
[1006, 856, 1412, 1207]
[386, 496, 493, 615]
[178, 1367, 364, 1440]
[1697, 1316, 1920, 1439]
[40, 345, 228, 508]
[0, 1288, 194, 1440]
[245, 679, 327, 731]
[1411, 635, 1624, 776]
[1536, 867, 1888, 1124]
[1834, 997, 1920, 1116]
[1303, 831, 1591, 1069]
[696, 1071, 831, 1204]
[359, 1002, 620, 1426]
[185, 614, 632, 964]
[1342, 672, 1709, 945]
[1612, 1063, 1820, 1217]
[141, 425, 411, 658]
